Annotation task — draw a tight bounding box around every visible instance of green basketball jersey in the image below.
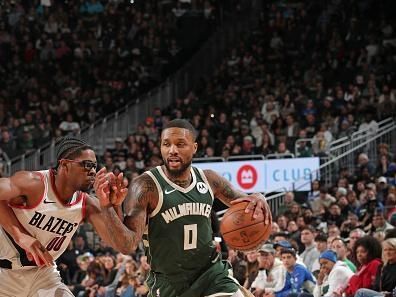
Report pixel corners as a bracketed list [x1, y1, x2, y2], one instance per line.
[143, 166, 217, 284]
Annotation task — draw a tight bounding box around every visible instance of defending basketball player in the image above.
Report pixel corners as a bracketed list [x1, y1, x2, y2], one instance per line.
[108, 119, 271, 297]
[0, 137, 134, 297]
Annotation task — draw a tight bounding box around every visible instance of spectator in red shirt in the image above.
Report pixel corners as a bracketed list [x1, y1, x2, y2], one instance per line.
[338, 236, 382, 297]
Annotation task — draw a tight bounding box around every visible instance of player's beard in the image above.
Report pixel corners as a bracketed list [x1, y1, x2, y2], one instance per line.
[163, 157, 192, 178]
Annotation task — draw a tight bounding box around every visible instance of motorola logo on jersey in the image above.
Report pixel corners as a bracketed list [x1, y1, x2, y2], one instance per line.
[237, 164, 258, 190]
[196, 182, 208, 194]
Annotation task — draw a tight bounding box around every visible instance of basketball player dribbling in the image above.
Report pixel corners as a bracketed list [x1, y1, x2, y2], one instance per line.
[110, 119, 271, 297]
[0, 136, 132, 297]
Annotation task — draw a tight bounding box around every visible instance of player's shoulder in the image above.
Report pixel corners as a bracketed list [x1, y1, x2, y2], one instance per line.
[202, 169, 222, 186]
[11, 170, 44, 186]
[132, 172, 156, 186]
[202, 169, 219, 180]
[129, 172, 158, 197]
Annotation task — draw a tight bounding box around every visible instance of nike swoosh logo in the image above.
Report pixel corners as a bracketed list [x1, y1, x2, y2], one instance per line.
[164, 189, 176, 194]
[43, 199, 56, 204]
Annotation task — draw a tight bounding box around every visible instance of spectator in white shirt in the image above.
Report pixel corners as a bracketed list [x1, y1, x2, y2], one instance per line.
[313, 250, 354, 297]
[251, 244, 286, 297]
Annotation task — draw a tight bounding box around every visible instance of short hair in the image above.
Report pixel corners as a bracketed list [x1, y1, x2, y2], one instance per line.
[315, 233, 328, 243]
[331, 237, 347, 246]
[272, 232, 290, 239]
[56, 136, 92, 162]
[280, 248, 296, 258]
[301, 225, 316, 234]
[163, 119, 197, 141]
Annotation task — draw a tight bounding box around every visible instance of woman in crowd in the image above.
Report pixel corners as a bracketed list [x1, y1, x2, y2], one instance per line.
[354, 238, 396, 297]
[337, 236, 382, 297]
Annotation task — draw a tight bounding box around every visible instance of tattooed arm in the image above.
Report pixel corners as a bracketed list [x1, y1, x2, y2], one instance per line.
[204, 169, 246, 206]
[85, 194, 139, 254]
[204, 169, 271, 223]
[123, 173, 157, 246]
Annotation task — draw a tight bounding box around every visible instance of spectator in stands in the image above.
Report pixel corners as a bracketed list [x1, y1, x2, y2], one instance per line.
[0, 130, 17, 158]
[341, 236, 382, 297]
[276, 216, 289, 232]
[385, 193, 396, 221]
[228, 249, 247, 286]
[330, 238, 356, 272]
[311, 187, 336, 216]
[327, 226, 341, 239]
[102, 255, 118, 287]
[312, 234, 329, 275]
[346, 190, 361, 214]
[370, 210, 394, 234]
[307, 180, 321, 203]
[251, 244, 285, 297]
[356, 153, 376, 179]
[313, 250, 354, 297]
[300, 226, 320, 271]
[340, 212, 362, 238]
[59, 113, 81, 136]
[273, 248, 315, 297]
[354, 238, 396, 297]
[244, 250, 260, 290]
[312, 131, 330, 157]
[325, 203, 344, 227]
[376, 176, 389, 203]
[278, 192, 295, 215]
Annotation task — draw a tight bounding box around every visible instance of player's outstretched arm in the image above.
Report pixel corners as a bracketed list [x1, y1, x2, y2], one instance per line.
[87, 170, 153, 254]
[86, 168, 137, 254]
[85, 194, 140, 254]
[204, 169, 271, 223]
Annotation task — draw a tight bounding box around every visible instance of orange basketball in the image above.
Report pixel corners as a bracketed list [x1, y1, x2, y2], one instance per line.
[220, 201, 272, 251]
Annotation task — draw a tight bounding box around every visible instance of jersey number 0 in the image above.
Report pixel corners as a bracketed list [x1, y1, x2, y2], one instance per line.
[183, 224, 197, 250]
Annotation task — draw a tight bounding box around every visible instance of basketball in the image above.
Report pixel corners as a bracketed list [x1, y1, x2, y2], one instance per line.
[220, 201, 272, 251]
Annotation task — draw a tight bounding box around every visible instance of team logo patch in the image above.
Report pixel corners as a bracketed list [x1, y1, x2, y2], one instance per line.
[196, 182, 208, 194]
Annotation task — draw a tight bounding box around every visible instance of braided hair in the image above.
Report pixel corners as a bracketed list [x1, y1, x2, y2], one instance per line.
[55, 136, 93, 168]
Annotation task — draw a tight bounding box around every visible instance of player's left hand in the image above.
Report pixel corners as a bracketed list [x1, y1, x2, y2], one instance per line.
[94, 168, 128, 207]
[230, 194, 272, 224]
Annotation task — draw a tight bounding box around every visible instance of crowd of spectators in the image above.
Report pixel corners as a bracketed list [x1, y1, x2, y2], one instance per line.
[2, 0, 396, 296]
[95, 0, 396, 182]
[0, 0, 222, 160]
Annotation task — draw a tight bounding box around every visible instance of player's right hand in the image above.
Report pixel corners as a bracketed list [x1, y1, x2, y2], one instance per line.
[15, 233, 53, 267]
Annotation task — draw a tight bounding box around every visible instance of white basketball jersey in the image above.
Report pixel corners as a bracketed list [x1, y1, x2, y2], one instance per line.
[0, 169, 86, 268]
